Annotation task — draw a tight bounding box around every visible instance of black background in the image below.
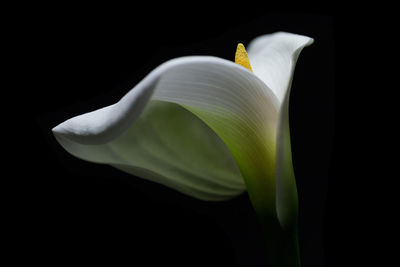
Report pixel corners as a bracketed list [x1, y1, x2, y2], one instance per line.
[13, 7, 346, 267]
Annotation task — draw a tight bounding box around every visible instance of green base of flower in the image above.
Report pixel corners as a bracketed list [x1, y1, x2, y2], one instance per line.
[258, 213, 301, 267]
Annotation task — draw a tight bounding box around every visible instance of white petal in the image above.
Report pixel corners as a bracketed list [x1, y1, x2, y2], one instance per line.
[53, 56, 279, 201]
[55, 100, 245, 201]
[247, 32, 314, 226]
[247, 32, 314, 103]
[151, 57, 281, 210]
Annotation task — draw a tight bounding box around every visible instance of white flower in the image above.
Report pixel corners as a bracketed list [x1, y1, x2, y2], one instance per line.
[52, 32, 313, 265]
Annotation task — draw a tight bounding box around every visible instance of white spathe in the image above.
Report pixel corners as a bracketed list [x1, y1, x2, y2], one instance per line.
[52, 32, 313, 204]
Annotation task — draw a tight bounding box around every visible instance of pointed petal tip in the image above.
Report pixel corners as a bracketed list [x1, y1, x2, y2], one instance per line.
[52, 123, 63, 135]
[52, 120, 78, 141]
[274, 31, 314, 46]
[306, 37, 315, 46]
[52, 123, 70, 141]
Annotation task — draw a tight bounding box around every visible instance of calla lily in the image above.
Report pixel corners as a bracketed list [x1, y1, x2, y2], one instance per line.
[52, 32, 313, 266]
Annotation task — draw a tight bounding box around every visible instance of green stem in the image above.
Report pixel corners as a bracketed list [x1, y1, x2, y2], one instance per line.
[243, 163, 300, 267]
[257, 212, 301, 267]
